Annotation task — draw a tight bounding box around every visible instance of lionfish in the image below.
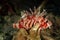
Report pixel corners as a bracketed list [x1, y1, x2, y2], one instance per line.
[13, 8, 52, 31]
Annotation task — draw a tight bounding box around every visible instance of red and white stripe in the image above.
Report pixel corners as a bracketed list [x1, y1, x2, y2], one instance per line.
[13, 14, 52, 30]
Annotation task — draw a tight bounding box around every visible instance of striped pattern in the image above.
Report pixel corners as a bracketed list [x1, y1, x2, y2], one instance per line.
[13, 14, 52, 30]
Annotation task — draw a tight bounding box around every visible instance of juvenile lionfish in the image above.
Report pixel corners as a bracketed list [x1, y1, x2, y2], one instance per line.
[13, 7, 52, 31]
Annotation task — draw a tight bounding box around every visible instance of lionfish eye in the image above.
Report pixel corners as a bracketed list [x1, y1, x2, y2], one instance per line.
[46, 20, 48, 23]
